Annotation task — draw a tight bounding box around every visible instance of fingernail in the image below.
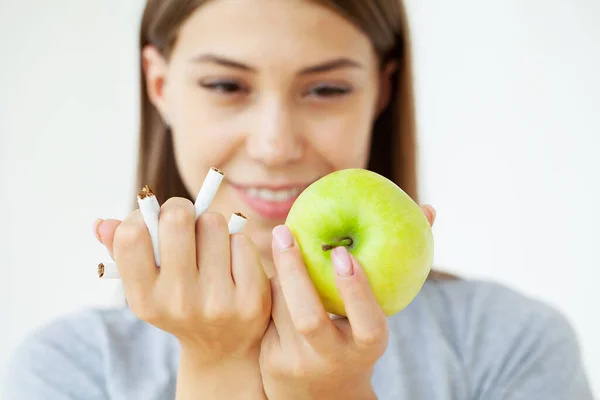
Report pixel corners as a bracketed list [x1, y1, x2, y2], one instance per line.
[273, 225, 293, 250]
[93, 218, 104, 243]
[422, 204, 436, 225]
[428, 205, 436, 222]
[332, 246, 353, 277]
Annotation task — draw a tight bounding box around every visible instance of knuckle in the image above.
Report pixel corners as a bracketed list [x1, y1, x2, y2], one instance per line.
[294, 314, 328, 338]
[197, 212, 228, 233]
[202, 297, 235, 324]
[230, 232, 252, 251]
[127, 295, 159, 323]
[238, 304, 258, 322]
[114, 212, 145, 248]
[261, 351, 284, 377]
[355, 323, 389, 348]
[230, 233, 263, 265]
[239, 298, 267, 323]
[289, 358, 310, 379]
[161, 198, 195, 227]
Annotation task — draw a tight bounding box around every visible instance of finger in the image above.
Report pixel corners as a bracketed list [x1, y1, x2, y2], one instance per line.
[196, 212, 233, 293]
[421, 204, 436, 227]
[158, 197, 198, 283]
[230, 232, 269, 297]
[272, 225, 338, 349]
[262, 319, 281, 350]
[260, 319, 284, 372]
[331, 246, 389, 350]
[95, 218, 123, 259]
[113, 210, 158, 295]
[269, 277, 296, 349]
[93, 218, 104, 243]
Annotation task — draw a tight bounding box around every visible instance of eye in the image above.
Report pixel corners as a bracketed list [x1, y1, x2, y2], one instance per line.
[198, 80, 247, 94]
[307, 84, 352, 98]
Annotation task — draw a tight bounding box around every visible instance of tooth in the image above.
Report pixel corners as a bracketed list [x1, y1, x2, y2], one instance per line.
[245, 187, 301, 201]
[257, 189, 271, 200]
[269, 191, 281, 201]
[275, 191, 288, 201]
[268, 190, 279, 201]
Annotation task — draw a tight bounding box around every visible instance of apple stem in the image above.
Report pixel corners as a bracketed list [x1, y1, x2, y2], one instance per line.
[322, 238, 353, 251]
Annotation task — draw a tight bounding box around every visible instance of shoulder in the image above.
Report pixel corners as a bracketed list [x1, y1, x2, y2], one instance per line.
[416, 278, 579, 358]
[4, 307, 175, 400]
[392, 278, 578, 355]
[410, 279, 593, 398]
[420, 278, 570, 330]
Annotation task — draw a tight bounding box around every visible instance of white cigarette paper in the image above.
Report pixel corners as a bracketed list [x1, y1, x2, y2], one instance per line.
[194, 167, 224, 219]
[99, 167, 241, 280]
[98, 263, 120, 279]
[228, 212, 247, 234]
[137, 185, 161, 267]
[98, 211, 247, 280]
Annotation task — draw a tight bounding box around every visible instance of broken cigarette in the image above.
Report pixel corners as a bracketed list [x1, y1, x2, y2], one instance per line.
[137, 185, 161, 267]
[98, 212, 247, 279]
[228, 212, 247, 234]
[97, 262, 119, 279]
[194, 167, 224, 220]
[98, 167, 242, 280]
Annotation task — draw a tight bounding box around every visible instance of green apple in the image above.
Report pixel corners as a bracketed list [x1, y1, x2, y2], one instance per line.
[285, 168, 433, 317]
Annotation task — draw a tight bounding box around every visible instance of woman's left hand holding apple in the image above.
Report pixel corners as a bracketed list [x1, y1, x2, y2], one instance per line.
[260, 206, 436, 399]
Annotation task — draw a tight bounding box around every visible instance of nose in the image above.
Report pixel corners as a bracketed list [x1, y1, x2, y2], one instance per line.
[245, 96, 303, 167]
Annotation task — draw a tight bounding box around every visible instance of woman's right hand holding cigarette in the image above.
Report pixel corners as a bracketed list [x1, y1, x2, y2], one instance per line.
[96, 197, 271, 399]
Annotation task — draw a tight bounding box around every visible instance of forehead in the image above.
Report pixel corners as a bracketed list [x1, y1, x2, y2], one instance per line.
[174, 0, 376, 66]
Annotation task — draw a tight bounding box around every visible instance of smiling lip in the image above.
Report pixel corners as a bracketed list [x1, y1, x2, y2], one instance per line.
[230, 181, 315, 220]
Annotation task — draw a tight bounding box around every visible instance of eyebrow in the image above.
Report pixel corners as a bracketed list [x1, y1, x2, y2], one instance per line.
[191, 54, 256, 71]
[299, 58, 363, 74]
[190, 54, 363, 74]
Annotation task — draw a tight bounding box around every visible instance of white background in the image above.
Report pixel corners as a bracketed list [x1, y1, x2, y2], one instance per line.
[1, 0, 599, 396]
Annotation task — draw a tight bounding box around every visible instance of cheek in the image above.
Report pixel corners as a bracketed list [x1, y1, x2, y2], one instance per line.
[168, 77, 241, 145]
[303, 101, 375, 169]
[168, 89, 239, 194]
[170, 131, 207, 195]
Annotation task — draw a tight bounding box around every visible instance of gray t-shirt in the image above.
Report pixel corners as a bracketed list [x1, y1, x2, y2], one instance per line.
[4, 279, 594, 399]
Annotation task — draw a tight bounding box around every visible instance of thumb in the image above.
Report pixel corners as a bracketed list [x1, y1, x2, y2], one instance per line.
[420, 204, 436, 227]
[93, 218, 122, 258]
[331, 246, 389, 349]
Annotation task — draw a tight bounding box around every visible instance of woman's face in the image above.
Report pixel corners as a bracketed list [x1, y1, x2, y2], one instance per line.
[144, 0, 392, 270]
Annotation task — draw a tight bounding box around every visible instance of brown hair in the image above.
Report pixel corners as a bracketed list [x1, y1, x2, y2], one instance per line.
[137, 0, 454, 281]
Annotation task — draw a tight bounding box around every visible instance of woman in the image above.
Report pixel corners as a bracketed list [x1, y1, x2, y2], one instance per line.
[5, 0, 593, 399]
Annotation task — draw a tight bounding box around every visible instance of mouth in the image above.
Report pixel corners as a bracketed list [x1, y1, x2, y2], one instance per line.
[230, 181, 315, 220]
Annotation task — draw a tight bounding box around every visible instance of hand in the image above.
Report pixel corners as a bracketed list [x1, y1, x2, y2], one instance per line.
[259, 205, 436, 400]
[95, 198, 271, 399]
